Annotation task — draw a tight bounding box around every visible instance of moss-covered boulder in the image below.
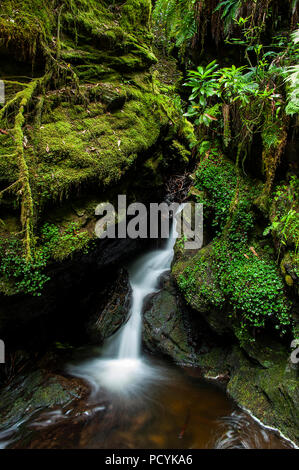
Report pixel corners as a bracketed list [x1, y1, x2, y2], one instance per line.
[0, 367, 87, 432]
[226, 346, 299, 446]
[172, 244, 229, 336]
[173, 237, 293, 344]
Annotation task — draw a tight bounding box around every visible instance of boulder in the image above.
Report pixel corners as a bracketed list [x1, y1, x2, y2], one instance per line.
[86, 268, 132, 344]
[143, 276, 210, 366]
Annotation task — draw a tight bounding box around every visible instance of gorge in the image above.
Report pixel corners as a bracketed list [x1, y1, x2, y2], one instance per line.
[0, 0, 298, 451]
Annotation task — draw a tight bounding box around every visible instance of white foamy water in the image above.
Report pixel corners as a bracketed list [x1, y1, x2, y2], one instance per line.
[68, 206, 183, 394]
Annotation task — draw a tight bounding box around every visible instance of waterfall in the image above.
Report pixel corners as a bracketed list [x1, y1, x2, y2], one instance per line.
[68, 206, 182, 394]
[116, 207, 182, 359]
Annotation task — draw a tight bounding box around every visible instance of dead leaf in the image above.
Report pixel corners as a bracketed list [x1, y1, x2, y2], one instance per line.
[204, 113, 218, 121]
[249, 246, 259, 257]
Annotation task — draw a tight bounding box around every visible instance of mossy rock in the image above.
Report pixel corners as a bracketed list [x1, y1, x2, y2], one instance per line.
[143, 277, 199, 365]
[0, 0, 194, 296]
[172, 243, 230, 336]
[226, 346, 299, 446]
[0, 368, 87, 430]
[280, 251, 299, 296]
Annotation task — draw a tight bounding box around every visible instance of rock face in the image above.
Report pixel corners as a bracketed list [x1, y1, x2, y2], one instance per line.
[86, 267, 132, 344]
[143, 277, 197, 365]
[0, 0, 195, 303]
[142, 270, 299, 445]
[0, 352, 88, 434]
[170, 238, 299, 445]
[197, 342, 299, 446]
[0, 236, 147, 349]
[142, 275, 218, 366]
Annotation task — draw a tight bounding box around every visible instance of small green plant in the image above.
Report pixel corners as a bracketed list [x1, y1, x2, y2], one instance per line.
[264, 177, 299, 254]
[213, 239, 292, 339]
[153, 0, 197, 48]
[0, 222, 90, 296]
[41, 222, 90, 262]
[285, 29, 299, 115]
[0, 238, 51, 296]
[183, 61, 221, 126]
[194, 153, 238, 234]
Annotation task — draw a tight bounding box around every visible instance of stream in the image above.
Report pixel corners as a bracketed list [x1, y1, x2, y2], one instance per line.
[0, 210, 295, 449]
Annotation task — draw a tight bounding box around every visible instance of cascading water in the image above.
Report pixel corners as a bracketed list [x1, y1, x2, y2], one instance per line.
[116, 207, 182, 359]
[1, 204, 295, 449]
[68, 206, 183, 394]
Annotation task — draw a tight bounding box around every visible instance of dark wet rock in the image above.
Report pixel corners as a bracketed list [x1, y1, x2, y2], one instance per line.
[0, 236, 148, 350]
[101, 88, 127, 112]
[190, 342, 299, 446]
[86, 268, 132, 344]
[227, 346, 299, 446]
[0, 365, 88, 432]
[143, 276, 207, 366]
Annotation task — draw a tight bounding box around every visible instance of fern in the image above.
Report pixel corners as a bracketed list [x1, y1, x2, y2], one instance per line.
[214, 0, 243, 35]
[153, 0, 197, 47]
[285, 29, 299, 116]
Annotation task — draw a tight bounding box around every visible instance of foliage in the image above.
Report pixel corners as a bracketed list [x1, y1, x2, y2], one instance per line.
[153, 0, 298, 53]
[285, 29, 299, 115]
[194, 152, 255, 239]
[265, 176, 299, 254]
[0, 222, 90, 295]
[175, 152, 294, 342]
[214, 0, 243, 35]
[177, 235, 292, 343]
[41, 222, 90, 261]
[0, 238, 50, 296]
[183, 26, 299, 192]
[153, 0, 197, 48]
[213, 239, 292, 340]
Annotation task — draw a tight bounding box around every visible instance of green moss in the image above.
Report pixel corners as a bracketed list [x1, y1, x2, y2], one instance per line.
[120, 0, 152, 32]
[46, 222, 91, 261]
[0, 222, 91, 295]
[174, 245, 225, 312]
[175, 236, 292, 342]
[0, 0, 193, 294]
[0, 0, 55, 58]
[226, 347, 299, 445]
[0, 369, 81, 430]
[193, 153, 256, 238]
[173, 152, 293, 343]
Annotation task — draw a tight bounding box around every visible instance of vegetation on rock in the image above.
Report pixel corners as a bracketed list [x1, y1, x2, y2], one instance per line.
[0, 0, 193, 294]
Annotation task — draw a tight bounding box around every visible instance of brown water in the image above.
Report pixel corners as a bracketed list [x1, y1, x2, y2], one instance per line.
[0, 356, 294, 449]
